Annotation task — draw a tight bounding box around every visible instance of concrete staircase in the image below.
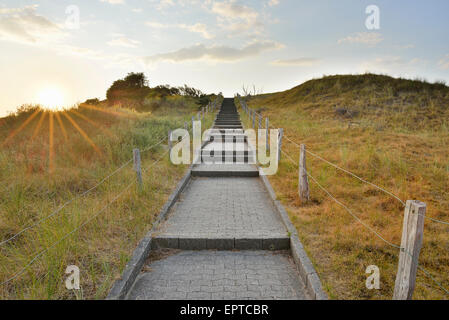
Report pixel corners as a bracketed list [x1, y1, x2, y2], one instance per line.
[124, 98, 311, 300]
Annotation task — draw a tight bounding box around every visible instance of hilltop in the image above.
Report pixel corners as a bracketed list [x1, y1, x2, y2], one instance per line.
[241, 73, 449, 299]
[252, 73, 449, 131]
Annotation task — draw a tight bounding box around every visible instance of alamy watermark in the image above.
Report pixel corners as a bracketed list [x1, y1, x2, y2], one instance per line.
[65, 265, 80, 290]
[169, 121, 280, 175]
[365, 265, 380, 290]
[65, 5, 80, 30]
[365, 5, 380, 30]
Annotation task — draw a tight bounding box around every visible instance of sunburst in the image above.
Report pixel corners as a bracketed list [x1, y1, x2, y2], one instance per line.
[1, 104, 115, 172]
[62, 112, 102, 155]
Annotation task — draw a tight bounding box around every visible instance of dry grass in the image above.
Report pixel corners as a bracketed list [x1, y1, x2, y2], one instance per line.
[0, 98, 215, 299]
[238, 74, 449, 300]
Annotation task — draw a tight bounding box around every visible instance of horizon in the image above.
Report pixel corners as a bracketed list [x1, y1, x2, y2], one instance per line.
[1, 0, 449, 116]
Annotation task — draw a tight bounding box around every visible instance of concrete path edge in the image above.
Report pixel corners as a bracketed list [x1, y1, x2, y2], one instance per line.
[259, 175, 328, 300]
[106, 164, 193, 300]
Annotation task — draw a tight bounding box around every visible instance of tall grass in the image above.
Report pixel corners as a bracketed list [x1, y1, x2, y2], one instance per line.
[239, 74, 449, 300]
[0, 98, 215, 299]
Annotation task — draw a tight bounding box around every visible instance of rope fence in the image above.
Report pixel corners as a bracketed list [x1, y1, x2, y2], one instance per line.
[0, 95, 222, 289]
[236, 95, 449, 299]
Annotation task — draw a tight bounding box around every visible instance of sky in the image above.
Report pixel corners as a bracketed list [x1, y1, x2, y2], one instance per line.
[1, 0, 449, 116]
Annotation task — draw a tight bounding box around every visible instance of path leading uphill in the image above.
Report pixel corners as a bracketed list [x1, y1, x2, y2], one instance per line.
[126, 98, 310, 300]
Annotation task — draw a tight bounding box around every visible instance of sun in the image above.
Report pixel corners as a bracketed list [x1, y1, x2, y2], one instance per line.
[37, 87, 65, 110]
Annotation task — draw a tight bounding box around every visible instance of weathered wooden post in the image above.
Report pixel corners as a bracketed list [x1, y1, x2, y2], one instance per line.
[197, 113, 201, 121]
[258, 114, 262, 129]
[184, 121, 188, 131]
[202, 107, 204, 119]
[393, 200, 426, 300]
[252, 110, 255, 128]
[133, 148, 143, 189]
[191, 116, 195, 129]
[265, 117, 269, 151]
[277, 128, 284, 161]
[299, 144, 310, 203]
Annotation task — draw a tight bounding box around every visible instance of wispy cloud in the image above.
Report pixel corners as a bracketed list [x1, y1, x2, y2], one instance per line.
[107, 34, 141, 48]
[271, 57, 320, 67]
[0, 5, 64, 45]
[100, 0, 125, 5]
[212, 1, 264, 36]
[268, 0, 280, 7]
[438, 54, 449, 70]
[143, 40, 283, 65]
[145, 21, 214, 39]
[360, 56, 426, 73]
[338, 32, 383, 46]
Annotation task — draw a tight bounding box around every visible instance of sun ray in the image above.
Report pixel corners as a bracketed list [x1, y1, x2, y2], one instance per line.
[2, 109, 41, 146]
[49, 112, 54, 173]
[54, 112, 68, 142]
[62, 112, 102, 155]
[69, 109, 114, 138]
[32, 111, 47, 139]
[79, 104, 136, 118]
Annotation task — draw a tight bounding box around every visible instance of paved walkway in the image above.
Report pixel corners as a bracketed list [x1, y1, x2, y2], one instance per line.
[127, 98, 309, 300]
[128, 251, 307, 300]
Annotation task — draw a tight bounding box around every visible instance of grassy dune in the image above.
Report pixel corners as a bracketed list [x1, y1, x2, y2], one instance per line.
[0, 98, 214, 299]
[240, 74, 449, 300]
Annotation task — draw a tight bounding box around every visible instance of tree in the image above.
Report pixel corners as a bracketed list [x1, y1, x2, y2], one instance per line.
[124, 72, 148, 88]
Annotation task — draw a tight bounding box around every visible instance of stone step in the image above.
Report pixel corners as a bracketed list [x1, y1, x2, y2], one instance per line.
[127, 250, 308, 300]
[200, 155, 257, 164]
[191, 163, 260, 177]
[214, 125, 243, 129]
[152, 236, 289, 250]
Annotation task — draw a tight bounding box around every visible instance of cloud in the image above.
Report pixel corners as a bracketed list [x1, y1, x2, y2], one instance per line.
[107, 34, 141, 48]
[271, 57, 320, 67]
[178, 23, 214, 39]
[100, 0, 125, 4]
[360, 56, 426, 74]
[145, 21, 214, 39]
[338, 32, 383, 46]
[268, 0, 280, 6]
[143, 40, 283, 64]
[0, 5, 64, 45]
[154, 0, 175, 10]
[212, 1, 264, 35]
[438, 54, 449, 70]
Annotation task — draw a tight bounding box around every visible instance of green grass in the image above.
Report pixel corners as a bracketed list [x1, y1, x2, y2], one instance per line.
[0, 96, 218, 299]
[238, 73, 449, 300]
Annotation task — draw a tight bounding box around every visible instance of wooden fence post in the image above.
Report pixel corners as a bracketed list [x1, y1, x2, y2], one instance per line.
[299, 144, 310, 203]
[252, 110, 255, 128]
[277, 128, 284, 161]
[258, 114, 262, 129]
[393, 200, 426, 300]
[133, 148, 143, 189]
[184, 121, 188, 131]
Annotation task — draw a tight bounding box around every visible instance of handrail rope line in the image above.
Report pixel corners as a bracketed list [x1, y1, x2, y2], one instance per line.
[1, 141, 176, 286]
[417, 265, 449, 295]
[281, 134, 406, 206]
[0, 158, 133, 247]
[281, 148, 449, 296]
[283, 135, 449, 226]
[141, 135, 167, 153]
[141, 148, 170, 174]
[0, 135, 175, 247]
[0, 178, 136, 286]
